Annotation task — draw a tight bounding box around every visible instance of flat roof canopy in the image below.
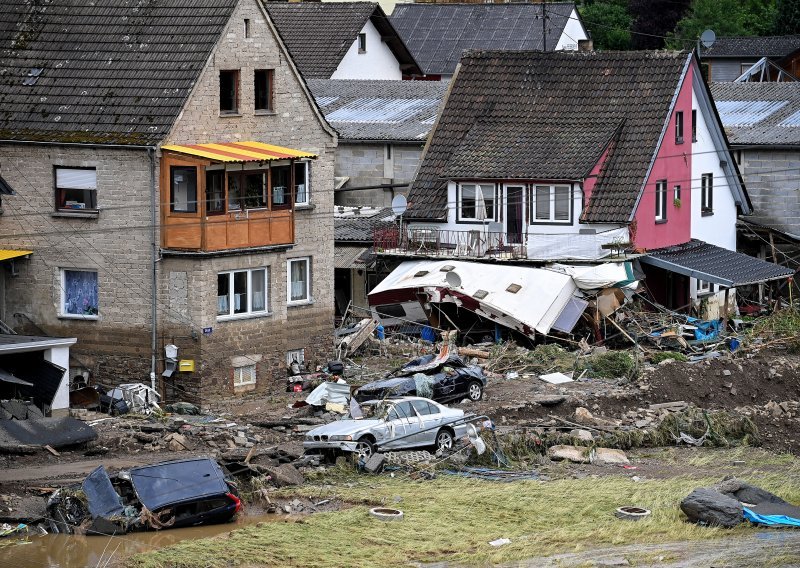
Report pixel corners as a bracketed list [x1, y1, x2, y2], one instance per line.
[641, 239, 794, 287]
[0, 250, 32, 262]
[161, 141, 316, 163]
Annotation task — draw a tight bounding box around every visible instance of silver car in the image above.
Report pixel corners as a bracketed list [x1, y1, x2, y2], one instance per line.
[303, 396, 468, 458]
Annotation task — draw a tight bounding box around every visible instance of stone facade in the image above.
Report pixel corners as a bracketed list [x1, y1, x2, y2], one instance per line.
[1, 0, 337, 404]
[335, 142, 423, 207]
[739, 149, 800, 236]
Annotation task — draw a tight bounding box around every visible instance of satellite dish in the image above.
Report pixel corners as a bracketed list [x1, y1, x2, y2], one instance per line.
[700, 29, 716, 49]
[391, 194, 407, 216]
[445, 271, 462, 288]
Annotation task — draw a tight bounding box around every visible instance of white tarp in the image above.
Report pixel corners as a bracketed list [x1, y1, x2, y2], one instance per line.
[551, 262, 637, 291]
[369, 260, 578, 336]
[305, 381, 350, 407]
[526, 227, 630, 261]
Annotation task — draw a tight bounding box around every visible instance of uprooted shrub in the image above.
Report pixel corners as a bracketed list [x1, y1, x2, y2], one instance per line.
[748, 308, 800, 349]
[580, 351, 636, 379]
[650, 351, 688, 364]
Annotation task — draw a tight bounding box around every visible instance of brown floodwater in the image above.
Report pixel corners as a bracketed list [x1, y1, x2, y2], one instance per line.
[0, 513, 290, 568]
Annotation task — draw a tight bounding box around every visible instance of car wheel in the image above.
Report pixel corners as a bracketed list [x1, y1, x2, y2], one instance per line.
[435, 429, 454, 452]
[354, 437, 375, 460]
[467, 381, 483, 401]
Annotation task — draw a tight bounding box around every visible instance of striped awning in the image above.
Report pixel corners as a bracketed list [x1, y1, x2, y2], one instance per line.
[0, 250, 32, 262]
[161, 141, 316, 163]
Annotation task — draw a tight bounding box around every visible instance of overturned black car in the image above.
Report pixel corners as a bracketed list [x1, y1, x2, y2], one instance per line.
[353, 353, 487, 405]
[47, 458, 241, 535]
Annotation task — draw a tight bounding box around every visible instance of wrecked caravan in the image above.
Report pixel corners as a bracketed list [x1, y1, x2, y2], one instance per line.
[47, 458, 241, 535]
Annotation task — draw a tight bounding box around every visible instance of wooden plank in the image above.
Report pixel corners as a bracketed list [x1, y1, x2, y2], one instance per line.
[44, 445, 60, 456]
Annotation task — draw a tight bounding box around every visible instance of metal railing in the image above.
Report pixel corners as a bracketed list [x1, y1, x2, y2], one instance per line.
[374, 226, 527, 260]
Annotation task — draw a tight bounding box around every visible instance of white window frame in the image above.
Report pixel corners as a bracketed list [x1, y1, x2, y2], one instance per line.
[655, 179, 667, 222]
[233, 363, 256, 387]
[531, 184, 572, 223]
[294, 161, 310, 206]
[55, 166, 97, 212]
[287, 257, 311, 305]
[60, 268, 99, 320]
[696, 279, 714, 295]
[457, 183, 496, 222]
[217, 268, 269, 320]
[701, 173, 713, 214]
[286, 349, 305, 366]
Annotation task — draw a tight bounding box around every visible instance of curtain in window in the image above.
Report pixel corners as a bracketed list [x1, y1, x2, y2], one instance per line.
[251, 269, 266, 311]
[233, 271, 248, 314]
[64, 270, 98, 315]
[554, 186, 570, 220]
[217, 274, 230, 315]
[290, 261, 307, 301]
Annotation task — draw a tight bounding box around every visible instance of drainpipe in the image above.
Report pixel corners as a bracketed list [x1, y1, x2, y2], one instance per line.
[149, 148, 158, 392]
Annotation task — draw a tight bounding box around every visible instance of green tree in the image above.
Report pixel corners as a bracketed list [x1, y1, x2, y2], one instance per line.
[579, 1, 632, 50]
[774, 0, 800, 34]
[667, 0, 777, 49]
[629, 0, 692, 49]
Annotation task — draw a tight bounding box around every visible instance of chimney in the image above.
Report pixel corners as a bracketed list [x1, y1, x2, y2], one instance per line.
[578, 39, 594, 52]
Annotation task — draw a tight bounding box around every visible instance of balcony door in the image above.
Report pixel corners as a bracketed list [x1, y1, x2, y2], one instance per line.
[505, 185, 524, 244]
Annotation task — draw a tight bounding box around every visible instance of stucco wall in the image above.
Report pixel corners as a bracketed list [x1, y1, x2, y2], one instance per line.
[555, 9, 588, 51]
[331, 19, 402, 80]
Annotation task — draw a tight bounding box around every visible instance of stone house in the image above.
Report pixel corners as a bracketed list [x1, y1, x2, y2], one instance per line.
[0, 0, 337, 404]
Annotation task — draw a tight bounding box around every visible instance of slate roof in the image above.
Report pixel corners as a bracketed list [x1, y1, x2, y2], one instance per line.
[264, 2, 420, 79]
[390, 3, 580, 76]
[702, 35, 800, 58]
[710, 82, 800, 146]
[408, 50, 691, 223]
[307, 79, 447, 141]
[335, 207, 395, 243]
[0, 0, 236, 145]
[643, 239, 793, 287]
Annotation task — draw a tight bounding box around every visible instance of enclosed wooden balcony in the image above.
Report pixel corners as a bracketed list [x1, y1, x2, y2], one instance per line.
[160, 142, 315, 252]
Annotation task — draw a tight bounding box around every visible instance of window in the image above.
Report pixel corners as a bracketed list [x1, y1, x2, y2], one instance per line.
[170, 166, 197, 213]
[410, 399, 436, 416]
[287, 257, 310, 304]
[55, 167, 97, 212]
[531, 184, 571, 223]
[286, 349, 305, 366]
[674, 184, 681, 201]
[458, 183, 495, 221]
[294, 161, 310, 205]
[206, 170, 225, 214]
[226, 170, 267, 210]
[271, 165, 290, 208]
[675, 111, 684, 144]
[62, 269, 98, 317]
[233, 364, 256, 387]
[254, 69, 273, 112]
[697, 279, 713, 295]
[701, 173, 713, 215]
[358, 32, 367, 53]
[244, 18, 250, 38]
[691, 109, 697, 142]
[219, 70, 239, 114]
[217, 268, 268, 318]
[655, 179, 667, 222]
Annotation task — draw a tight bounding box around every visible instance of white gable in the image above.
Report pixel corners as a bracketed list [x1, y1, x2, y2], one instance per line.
[555, 9, 589, 51]
[331, 19, 402, 80]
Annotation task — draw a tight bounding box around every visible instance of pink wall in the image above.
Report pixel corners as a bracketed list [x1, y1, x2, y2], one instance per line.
[632, 64, 693, 250]
[583, 145, 610, 202]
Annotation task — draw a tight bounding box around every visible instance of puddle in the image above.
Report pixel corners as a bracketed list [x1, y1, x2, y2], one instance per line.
[0, 513, 293, 568]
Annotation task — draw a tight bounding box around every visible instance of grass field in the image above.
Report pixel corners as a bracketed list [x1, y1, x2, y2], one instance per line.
[128, 450, 800, 568]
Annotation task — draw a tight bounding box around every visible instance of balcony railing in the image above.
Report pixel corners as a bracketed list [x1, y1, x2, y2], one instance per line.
[374, 226, 631, 261]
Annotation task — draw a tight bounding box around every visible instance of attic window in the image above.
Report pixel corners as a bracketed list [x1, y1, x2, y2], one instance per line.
[358, 33, 367, 53]
[413, 270, 429, 278]
[244, 19, 251, 38]
[506, 284, 522, 294]
[22, 68, 43, 86]
[219, 70, 239, 114]
[473, 290, 488, 300]
[439, 265, 455, 272]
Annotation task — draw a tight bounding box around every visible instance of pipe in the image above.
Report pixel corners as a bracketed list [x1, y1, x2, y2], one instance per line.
[149, 148, 158, 392]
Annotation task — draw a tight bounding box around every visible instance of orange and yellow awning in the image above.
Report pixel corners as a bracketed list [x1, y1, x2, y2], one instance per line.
[161, 141, 316, 163]
[0, 250, 32, 262]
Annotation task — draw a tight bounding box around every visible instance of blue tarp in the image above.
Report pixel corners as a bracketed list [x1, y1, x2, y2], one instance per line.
[687, 317, 721, 341]
[744, 507, 800, 527]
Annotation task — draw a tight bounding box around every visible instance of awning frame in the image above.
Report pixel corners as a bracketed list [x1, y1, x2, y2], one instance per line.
[161, 141, 316, 164]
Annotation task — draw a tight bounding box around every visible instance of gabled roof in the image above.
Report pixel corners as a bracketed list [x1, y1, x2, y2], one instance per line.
[702, 35, 800, 59]
[710, 82, 800, 146]
[390, 3, 582, 76]
[408, 50, 690, 223]
[264, 2, 420, 79]
[307, 79, 447, 142]
[0, 0, 237, 145]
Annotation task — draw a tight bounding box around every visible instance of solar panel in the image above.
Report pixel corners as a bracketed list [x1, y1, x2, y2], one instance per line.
[716, 100, 788, 126]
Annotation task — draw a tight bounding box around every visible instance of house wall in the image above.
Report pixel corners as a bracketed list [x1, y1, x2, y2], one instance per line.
[335, 142, 423, 207]
[331, 19, 402, 80]
[633, 65, 693, 250]
[163, 0, 336, 401]
[44, 344, 71, 416]
[0, 143, 156, 385]
[554, 9, 588, 51]
[738, 148, 800, 237]
[708, 58, 758, 82]
[691, 87, 738, 251]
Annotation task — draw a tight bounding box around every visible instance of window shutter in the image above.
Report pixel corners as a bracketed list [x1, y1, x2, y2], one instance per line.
[56, 168, 96, 189]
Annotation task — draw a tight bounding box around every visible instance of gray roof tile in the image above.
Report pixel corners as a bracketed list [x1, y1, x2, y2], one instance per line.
[702, 35, 800, 58]
[390, 3, 578, 76]
[307, 79, 446, 141]
[408, 50, 690, 223]
[0, 0, 236, 145]
[335, 207, 395, 242]
[710, 82, 800, 146]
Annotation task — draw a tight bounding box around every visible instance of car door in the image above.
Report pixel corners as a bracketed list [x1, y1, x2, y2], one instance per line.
[410, 399, 442, 445]
[431, 372, 457, 402]
[381, 401, 415, 449]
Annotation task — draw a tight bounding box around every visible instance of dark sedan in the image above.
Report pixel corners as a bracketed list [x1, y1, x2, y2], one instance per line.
[354, 353, 487, 404]
[47, 458, 241, 535]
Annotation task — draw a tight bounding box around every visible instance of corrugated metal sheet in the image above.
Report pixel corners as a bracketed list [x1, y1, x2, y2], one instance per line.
[326, 98, 438, 123]
[716, 100, 788, 126]
[161, 141, 316, 163]
[780, 109, 800, 126]
[334, 246, 369, 269]
[0, 250, 32, 262]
